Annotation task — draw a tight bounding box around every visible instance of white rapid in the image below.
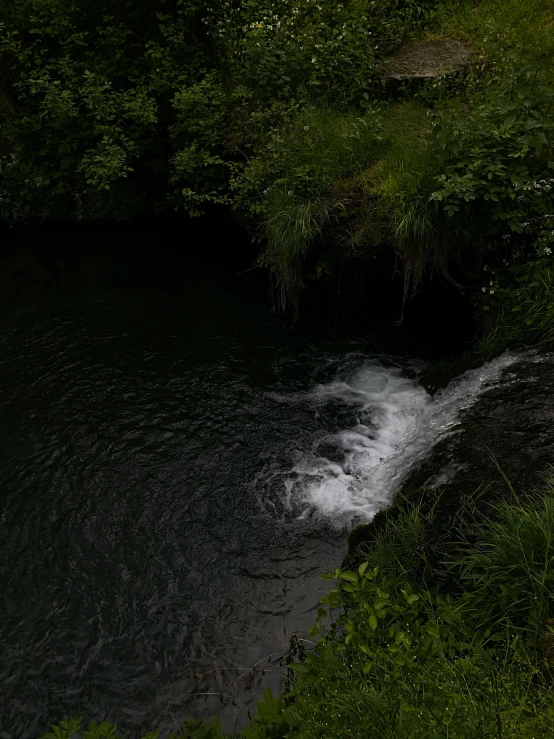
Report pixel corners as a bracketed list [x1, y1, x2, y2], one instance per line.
[273, 352, 519, 523]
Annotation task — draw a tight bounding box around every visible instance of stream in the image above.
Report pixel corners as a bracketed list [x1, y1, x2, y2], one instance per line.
[2, 218, 554, 738]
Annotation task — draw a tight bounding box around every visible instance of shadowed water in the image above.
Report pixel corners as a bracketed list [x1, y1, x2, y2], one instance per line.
[2, 223, 554, 738]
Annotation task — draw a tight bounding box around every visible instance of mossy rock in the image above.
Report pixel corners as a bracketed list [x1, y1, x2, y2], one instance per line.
[380, 39, 473, 80]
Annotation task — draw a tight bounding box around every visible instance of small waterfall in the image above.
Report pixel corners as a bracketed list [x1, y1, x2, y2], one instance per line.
[263, 353, 519, 523]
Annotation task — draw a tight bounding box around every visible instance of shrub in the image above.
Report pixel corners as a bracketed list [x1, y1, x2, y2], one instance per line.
[286, 562, 554, 738]
[477, 257, 554, 353]
[208, 0, 438, 104]
[372, 66, 554, 297]
[430, 68, 554, 239]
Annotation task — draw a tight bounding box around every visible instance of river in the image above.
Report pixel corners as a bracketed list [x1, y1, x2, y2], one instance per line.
[1, 215, 554, 738]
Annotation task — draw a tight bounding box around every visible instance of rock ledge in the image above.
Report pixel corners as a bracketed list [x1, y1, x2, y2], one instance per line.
[381, 39, 473, 80]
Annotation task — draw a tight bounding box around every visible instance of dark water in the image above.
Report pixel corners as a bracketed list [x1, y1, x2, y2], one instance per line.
[1, 217, 554, 738]
[0, 218, 349, 736]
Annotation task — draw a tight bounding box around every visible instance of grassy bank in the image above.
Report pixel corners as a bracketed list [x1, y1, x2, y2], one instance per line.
[435, 0, 554, 66]
[1, 0, 553, 352]
[244, 0, 554, 347]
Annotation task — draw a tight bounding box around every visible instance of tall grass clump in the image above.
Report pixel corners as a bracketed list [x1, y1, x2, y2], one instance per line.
[236, 105, 387, 310]
[347, 490, 443, 585]
[261, 193, 333, 312]
[455, 484, 554, 641]
[376, 144, 444, 294]
[246, 100, 442, 307]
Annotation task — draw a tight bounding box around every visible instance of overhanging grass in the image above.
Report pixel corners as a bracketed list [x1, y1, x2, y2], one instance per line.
[254, 102, 433, 308]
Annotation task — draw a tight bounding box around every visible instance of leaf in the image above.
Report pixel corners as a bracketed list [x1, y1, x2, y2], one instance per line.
[358, 562, 369, 576]
[407, 594, 420, 604]
[67, 718, 83, 734]
[369, 614, 378, 631]
[340, 571, 359, 584]
[427, 624, 440, 638]
[289, 662, 312, 676]
[47, 728, 68, 739]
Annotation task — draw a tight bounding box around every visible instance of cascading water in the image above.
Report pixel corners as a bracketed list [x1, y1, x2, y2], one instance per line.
[259, 352, 519, 524]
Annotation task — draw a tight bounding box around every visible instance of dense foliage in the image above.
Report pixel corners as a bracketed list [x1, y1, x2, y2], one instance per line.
[0, 0, 434, 223]
[3, 0, 554, 350]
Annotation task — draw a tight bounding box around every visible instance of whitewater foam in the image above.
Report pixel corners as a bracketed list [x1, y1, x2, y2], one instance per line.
[272, 352, 519, 523]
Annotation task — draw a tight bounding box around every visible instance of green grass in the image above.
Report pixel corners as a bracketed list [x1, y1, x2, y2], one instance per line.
[251, 103, 431, 308]
[478, 262, 554, 355]
[433, 0, 554, 68]
[261, 194, 333, 311]
[455, 486, 554, 639]
[373, 141, 443, 293]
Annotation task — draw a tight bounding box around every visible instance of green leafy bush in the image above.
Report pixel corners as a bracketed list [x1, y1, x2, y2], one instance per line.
[208, 0, 438, 104]
[430, 68, 554, 238]
[477, 256, 554, 353]
[283, 487, 554, 738]
[0, 0, 205, 221]
[373, 65, 554, 302]
[0, 0, 440, 223]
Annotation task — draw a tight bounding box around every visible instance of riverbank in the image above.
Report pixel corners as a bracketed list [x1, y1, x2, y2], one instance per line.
[2, 0, 552, 356]
[47, 474, 554, 738]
